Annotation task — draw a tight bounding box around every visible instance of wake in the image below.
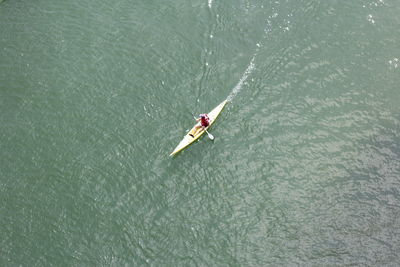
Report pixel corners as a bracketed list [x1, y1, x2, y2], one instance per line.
[226, 57, 256, 102]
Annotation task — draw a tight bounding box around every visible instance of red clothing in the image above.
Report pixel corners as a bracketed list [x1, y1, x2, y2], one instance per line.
[200, 114, 210, 127]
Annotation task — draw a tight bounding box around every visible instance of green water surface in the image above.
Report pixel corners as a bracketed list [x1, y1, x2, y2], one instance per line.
[1, 0, 400, 265]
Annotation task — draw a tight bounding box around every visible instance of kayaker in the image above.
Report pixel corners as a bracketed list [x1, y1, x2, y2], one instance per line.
[190, 113, 210, 137]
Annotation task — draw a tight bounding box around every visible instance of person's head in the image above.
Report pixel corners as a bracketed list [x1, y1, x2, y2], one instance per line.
[200, 114, 206, 118]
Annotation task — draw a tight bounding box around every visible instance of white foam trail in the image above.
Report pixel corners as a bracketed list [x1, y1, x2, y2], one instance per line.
[226, 57, 255, 102]
[208, 0, 213, 8]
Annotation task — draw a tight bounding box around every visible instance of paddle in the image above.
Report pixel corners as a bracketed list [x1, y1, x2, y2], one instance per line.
[192, 115, 214, 141]
[205, 129, 215, 141]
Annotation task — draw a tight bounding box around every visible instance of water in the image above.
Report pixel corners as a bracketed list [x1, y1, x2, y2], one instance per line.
[1, 0, 400, 266]
[226, 57, 255, 102]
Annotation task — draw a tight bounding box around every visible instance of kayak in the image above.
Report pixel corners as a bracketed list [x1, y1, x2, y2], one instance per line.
[170, 99, 228, 156]
[170, 100, 228, 156]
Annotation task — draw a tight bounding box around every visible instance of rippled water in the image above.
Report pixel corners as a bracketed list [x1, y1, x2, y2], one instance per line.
[1, 0, 400, 266]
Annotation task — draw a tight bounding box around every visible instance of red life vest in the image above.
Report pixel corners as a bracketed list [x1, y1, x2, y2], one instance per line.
[200, 114, 210, 127]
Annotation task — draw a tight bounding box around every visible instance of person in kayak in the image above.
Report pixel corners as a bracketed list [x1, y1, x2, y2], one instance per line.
[190, 113, 210, 137]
